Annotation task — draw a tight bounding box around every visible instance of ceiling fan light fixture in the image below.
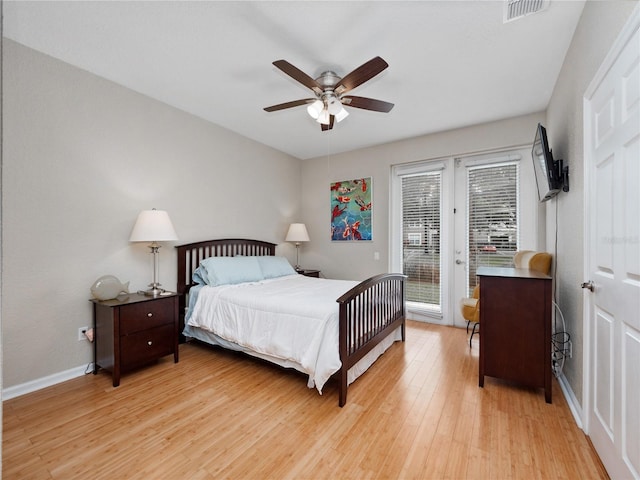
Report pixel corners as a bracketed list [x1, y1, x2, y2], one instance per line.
[335, 107, 349, 123]
[306, 100, 323, 119]
[265, 57, 393, 131]
[326, 96, 342, 115]
[316, 109, 331, 125]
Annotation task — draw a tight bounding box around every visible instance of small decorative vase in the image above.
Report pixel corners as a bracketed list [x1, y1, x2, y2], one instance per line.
[90, 275, 130, 301]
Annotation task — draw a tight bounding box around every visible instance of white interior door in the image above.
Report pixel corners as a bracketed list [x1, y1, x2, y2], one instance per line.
[584, 8, 640, 478]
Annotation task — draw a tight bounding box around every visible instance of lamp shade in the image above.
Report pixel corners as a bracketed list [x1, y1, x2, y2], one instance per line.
[285, 223, 310, 243]
[326, 96, 342, 115]
[316, 109, 331, 125]
[129, 209, 178, 242]
[335, 107, 349, 122]
[306, 100, 323, 120]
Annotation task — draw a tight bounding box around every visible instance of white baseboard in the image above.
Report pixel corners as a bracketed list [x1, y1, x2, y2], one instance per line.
[2, 363, 94, 401]
[556, 371, 584, 430]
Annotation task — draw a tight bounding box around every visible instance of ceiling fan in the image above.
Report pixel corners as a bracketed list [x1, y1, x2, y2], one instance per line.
[264, 56, 394, 131]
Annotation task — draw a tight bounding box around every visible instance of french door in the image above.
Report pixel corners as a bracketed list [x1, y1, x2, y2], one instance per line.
[391, 160, 451, 323]
[391, 148, 538, 326]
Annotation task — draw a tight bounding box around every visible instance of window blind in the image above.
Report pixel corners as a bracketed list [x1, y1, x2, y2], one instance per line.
[466, 163, 519, 295]
[401, 171, 442, 309]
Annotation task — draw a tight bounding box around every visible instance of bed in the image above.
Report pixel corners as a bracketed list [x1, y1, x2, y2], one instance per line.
[176, 238, 406, 407]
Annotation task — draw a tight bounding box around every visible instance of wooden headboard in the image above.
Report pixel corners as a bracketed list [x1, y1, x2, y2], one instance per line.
[175, 238, 276, 298]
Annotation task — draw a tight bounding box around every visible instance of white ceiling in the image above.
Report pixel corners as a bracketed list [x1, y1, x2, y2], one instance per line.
[3, 1, 585, 160]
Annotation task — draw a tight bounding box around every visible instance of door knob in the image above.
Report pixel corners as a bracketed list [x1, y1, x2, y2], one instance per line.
[581, 280, 594, 292]
[456, 259, 464, 265]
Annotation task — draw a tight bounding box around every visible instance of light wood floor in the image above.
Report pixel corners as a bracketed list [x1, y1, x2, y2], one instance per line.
[3, 321, 608, 479]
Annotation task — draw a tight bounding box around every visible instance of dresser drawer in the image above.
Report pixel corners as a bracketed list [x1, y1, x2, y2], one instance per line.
[119, 297, 174, 335]
[120, 324, 175, 369]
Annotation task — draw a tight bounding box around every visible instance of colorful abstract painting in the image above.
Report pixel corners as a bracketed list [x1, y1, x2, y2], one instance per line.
[330, 177, 372, 241]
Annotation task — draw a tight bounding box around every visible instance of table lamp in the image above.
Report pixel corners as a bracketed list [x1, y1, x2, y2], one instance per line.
[285, 223, 310, 271]
[129, 209, 178, 296]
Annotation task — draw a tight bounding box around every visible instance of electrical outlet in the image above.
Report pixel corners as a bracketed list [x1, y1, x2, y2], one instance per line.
[78, 326, 89, 341]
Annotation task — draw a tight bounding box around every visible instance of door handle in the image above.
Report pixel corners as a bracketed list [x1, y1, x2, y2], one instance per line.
[581, 280, 594, 292]
[456, 259, 464, 265]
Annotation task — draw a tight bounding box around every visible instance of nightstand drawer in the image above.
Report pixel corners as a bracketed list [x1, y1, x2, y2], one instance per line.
[120, 297, 174, 335]
[120, 324, 175, 369]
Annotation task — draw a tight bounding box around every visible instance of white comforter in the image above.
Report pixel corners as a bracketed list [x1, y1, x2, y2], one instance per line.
[186, 274, 359, 393]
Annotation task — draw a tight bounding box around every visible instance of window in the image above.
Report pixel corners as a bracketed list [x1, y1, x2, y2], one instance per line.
[407, 233, 422, 246]
[401, 172, 442, 311]
[466, 162, 520, 295]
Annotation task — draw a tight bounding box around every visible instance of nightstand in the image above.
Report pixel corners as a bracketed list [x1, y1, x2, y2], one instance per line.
[298, 269, 320, 278]
[91, 293, 179, 387]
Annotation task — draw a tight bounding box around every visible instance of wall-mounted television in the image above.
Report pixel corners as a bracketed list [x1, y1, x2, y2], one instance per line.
[531, 123, 569, 202]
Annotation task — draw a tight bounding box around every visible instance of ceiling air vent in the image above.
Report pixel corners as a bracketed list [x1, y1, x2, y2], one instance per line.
[504, 0, 549, 22]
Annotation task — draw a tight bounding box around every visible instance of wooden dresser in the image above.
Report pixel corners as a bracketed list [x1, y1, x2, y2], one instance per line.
[91, 293, 179, 386]
[477, 267, 552, 403]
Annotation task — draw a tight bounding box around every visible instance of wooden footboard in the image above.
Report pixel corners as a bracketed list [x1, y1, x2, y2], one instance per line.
[336, 273, 407, 407]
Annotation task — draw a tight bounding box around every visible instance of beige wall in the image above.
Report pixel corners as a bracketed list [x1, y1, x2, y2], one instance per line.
[545, 0, 638, 405]
[1, 40, 301, 388]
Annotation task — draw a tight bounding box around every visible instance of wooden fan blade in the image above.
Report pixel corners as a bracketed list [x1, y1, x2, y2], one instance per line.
[273, 60, 323, 94]
[335, 57, 389, 95]
[342, 96, 394, 113]
[264, 98, 315, 112]
[321, 115, 335, 131]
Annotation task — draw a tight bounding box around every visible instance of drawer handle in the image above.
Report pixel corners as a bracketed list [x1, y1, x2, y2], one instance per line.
[147, 341, 153, 346]
[147, 312, 153, 317]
